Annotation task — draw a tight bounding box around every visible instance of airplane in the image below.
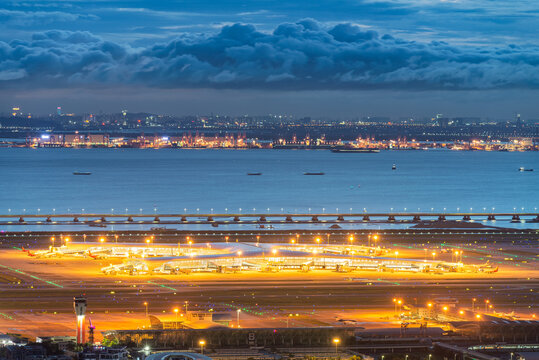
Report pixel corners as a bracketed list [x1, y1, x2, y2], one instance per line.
[86, 251, 108, 260]
[259, 264, 280, 273]
[26, 248, 59, 258]
[479, 266, 499, 273]
[153, 263, 192, 274]
[101, 260, 149, 275]
[23, 245, 88, 258]
[335, 264, 355, 273]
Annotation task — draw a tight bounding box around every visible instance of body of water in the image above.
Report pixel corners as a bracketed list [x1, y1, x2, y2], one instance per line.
[0, 148, 537, 216]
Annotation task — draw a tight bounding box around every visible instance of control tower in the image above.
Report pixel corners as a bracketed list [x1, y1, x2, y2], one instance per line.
[73, 296, 87, 344]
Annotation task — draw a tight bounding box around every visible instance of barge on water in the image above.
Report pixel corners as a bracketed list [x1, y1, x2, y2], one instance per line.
[331, 148, 380, 153]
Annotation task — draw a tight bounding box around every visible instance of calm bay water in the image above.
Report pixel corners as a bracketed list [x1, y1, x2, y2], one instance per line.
[0, 148, 537, 218]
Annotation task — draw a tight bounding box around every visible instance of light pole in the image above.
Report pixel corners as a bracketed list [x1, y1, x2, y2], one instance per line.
[237, 309, 241, 328]
[199, 340, 205, 355]
[174, 308, 179, 323]
[485, 299, 490, 312]
[333, 338, 340, 354]
[472, 298, 476, 312]
[143, 302, 148, 317]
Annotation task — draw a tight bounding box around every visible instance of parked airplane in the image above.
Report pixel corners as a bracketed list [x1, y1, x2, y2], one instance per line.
[101, 260, 149, 275]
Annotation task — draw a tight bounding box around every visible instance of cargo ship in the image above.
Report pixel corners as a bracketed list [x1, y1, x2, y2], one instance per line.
[331, 148, 380, 153]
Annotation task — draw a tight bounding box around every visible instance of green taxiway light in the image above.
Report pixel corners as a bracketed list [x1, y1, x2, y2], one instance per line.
[147, 281, 177, 291]
[0, 313, 13, 320]
[0, 264, 63, 288]
[376, 278, 401, 285]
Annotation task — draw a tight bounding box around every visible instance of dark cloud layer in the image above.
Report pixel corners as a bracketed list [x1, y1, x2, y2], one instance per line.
[1, 20, 539, 90]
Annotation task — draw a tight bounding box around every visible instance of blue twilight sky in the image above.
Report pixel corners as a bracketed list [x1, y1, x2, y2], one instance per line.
[1, 0, 539, 118]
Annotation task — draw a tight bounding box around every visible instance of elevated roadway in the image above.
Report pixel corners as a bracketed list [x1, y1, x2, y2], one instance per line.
[1, 212, 538, 226]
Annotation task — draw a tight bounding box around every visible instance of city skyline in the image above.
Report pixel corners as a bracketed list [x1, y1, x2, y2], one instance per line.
[3, 105, 537, 123]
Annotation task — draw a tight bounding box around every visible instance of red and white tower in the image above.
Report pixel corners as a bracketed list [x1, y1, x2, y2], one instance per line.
[74, 296, 87, 344]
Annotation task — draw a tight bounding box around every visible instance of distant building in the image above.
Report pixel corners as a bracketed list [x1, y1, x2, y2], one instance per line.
[2, 343, 71, 360]
[34, 134, 110, 147]
[516, 113, 523, 127]
[362, 116, 391, 124]
[453, 117, 480, 125]
[79, 346, 128, 360]
[147, 311, 232, 330]
[35, 336, 75, 352]
[0, 334, 27, 347]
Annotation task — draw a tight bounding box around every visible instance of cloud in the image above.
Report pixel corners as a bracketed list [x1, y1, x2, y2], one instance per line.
[237, 10, 270, 16]
[0, 9, 97, 25]
[1, 20, 539, 90]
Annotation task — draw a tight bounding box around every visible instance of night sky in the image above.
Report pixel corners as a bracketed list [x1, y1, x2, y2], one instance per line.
[1, 0, 539, 118]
